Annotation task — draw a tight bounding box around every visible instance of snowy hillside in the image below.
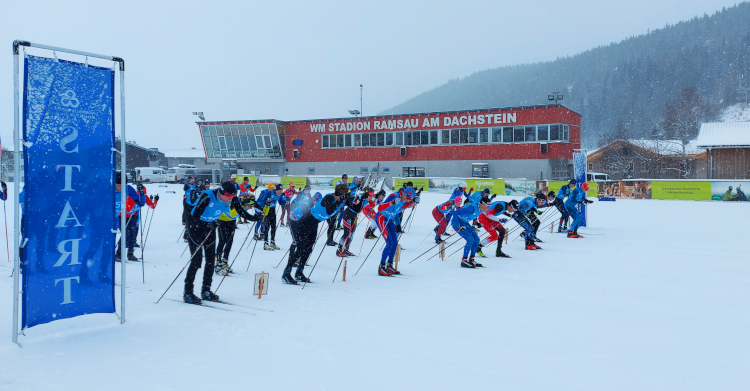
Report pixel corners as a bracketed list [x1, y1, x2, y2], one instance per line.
[1, 185, 749, 390]
[720, 103, 750, 122]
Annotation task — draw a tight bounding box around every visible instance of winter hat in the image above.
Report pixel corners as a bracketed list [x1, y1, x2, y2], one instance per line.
[404, 188, 415, 199]
[267, 183, 275, 190]
[274, 184, 283, 191]
[341, 174, 348, 179]
[459, 182, 467, 188]
[547, 191, 556, 198]
[535, 192, 546, 201]
[453, 196, 462, 205]
[289, 182, 295, 187]
[568, 179, 576, 185]
[480, 197, 492, 205]
[483, 188, 490, 194]
[581, 182, 590, 191]
[313, 192, 323, 200]
[304, 184, 311, 191]
[508, 199, 519, 210]
[220, 181, 238, 197]
[335, 183, 349, 196]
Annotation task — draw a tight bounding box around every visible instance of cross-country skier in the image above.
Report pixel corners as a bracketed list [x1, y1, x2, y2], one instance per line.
[362, 189, 385, 239]
[395, 181, 415, 233]
[0, 181, 6, 201]
[256, 183, 287, 250]
[476, 200, 514, 258]
[279, 182, 297, 227]
[336, 187, 368, 257]
[374, 188, 416, 276]
[509, 199, 541, 250]
[215, 193, 256, 275]
[239, 177, 256, 195]
[182, 177, 196, 226]
[432, 196, 461, 244]
[184, 181, 262, 304]
[554, 179, 576, 232]
[452, 196, 490, 268]
[253, 183, 275, 240]
[518, 192, 549, 243]
[565, 182, 593, 238]
[282, 185, 349, 284]
[115, 173, 157, 262]
[451, 182, 470, 201]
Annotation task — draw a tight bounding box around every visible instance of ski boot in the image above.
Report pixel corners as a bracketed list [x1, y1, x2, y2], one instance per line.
[336, 247, 347, 257]
[295, 270, 311, 283]
[567, 231, 579, 238]
[134, 242, 140, 248]
[214, 257, 229, 276]
[127, 251, 139, 262]
[534, 238, 544, 243]
[279, 221, 286, 227]
[201, 290, 220, 302]
[264, 242, 273, 250]
[396, 225, 403, 234]
[365, 228, 378, 239]
[378, 263, 393, 276]
[270, 242, 281, 250]
[461, 257, 475, 268]
[326, 240, 337, 246]
[223, 257, 234, 273]
[531, 243, 542, 250]
[253, 233, 262, 241]
[496, 247, 511, 258]
[525, 240, 537, 250]
[557, 225, 565, 233]
[470, 256, 483, 268]
[184, 290, 202, 304]
[281, 269, 298, 285]
[476, 244, 486, 258]
[386, 262, 401, 275]
[435, 237, 443, 245]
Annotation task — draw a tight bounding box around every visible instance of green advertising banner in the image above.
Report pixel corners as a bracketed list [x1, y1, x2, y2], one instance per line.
[545, 181, 598, 198]
[466, 179, 505, 196]
[281, 176, 307, 189]
[232, 174, 257, 186]
[394, 178, 430, 191]
[651, 181, 711, 200]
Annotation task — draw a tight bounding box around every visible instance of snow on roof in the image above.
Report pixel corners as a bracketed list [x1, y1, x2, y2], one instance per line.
[695, 122, 750, 148]
[719, 103, 750, 122]
[625, 139, 699, 155]
[161, 148, 207, 158]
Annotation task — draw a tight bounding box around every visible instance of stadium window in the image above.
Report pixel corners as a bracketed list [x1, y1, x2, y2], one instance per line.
[451, 129, 459, 144]
[421, 131, 429, 145]
[550, 125, 560, 140]
[273, 168, 280, 174]
[396, 132, 403, 146]
[469, 128, 479, 143]
[460, 128, 469, 144]
[382, 167, 390, 174]
[491, 127, 502, 143]
[479, 128, 488, 143]
[525, 126, 536, 142]
[430, 130, 438, 144]
[404, 131, 412, 145]
[354, 134, 361, 147]
[412, 131, 421, 146]
[377, 133, 385, 146]
[344, 134, 352, 147]
[337, 134, 345, 148]
[308, 167, 315, 174]
[587, 163, 593, 171]
[442, 129, 450, 144]
[537, 125, 549, 141]
[563, 125, 569, 141]
[362, 133, 370, 147]
[361, 167, 368, 174]
[370, 133, 377, 147]
[503, 127, 513, 142]
[513, 126, 524, 142]
[371, 166, 378, 173]
[386, 132, 394, 146]
[626, 162, 634, 171]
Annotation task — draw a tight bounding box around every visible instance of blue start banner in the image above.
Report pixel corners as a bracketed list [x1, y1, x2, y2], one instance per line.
[573, 151, 587, 227]
[22, 55, 116, 329]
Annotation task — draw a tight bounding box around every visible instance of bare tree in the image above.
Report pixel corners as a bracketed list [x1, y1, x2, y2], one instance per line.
[659, 87, 709, 178]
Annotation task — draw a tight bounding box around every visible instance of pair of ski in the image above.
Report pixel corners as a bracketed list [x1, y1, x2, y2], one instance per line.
[168, 298, 264, 315]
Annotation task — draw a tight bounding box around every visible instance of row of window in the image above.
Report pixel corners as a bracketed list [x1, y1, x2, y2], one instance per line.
[201, 124, 284, 159]
[321, 124, 570, 149]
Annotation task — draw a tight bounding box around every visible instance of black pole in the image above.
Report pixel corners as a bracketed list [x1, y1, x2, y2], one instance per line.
[408, 231, 458, 264]
[215, 221, 256, 293]
[156, 229, 213, 303]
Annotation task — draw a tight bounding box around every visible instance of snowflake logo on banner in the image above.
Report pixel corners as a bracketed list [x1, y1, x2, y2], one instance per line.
[60, 89, 80, 108]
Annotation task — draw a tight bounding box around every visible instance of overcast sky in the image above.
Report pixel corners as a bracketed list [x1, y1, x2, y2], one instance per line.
[0, 0, 742, 153]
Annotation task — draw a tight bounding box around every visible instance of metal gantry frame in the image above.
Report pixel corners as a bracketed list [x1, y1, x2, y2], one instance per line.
[11, 40, 126, 345]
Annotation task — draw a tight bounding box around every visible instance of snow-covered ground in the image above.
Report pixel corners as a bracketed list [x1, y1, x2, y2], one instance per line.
[1, 185, 749, 390]
[720, 103, 750, 122]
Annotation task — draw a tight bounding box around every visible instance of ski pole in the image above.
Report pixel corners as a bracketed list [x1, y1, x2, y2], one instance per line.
[139, 212, 145, 283]
[448, 231, 490, 257]
[142, 203, 157, 251]
[215, 221, 256, 293]
[245, 235, 261, 272]
[275, 223, 324, 269]
[354, 234, 381, 276]
[302, 231, 332, 290]
[176, 226, 186, 243]
[408, 231, 459, 264]
[156, 229, 213, 304]
[357, 219, 370, 255]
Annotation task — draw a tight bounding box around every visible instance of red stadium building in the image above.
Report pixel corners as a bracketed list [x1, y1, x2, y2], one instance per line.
[196, 104, 581, 181]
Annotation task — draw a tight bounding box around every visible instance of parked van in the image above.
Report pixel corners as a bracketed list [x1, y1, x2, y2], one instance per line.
[167, 165, 195, 183]
[184, 168, 217, 185]
[586, 172, 610, 182]
[134, 167, 168, 183]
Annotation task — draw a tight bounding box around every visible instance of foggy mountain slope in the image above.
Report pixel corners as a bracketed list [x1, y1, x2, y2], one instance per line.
[381, 3, 750, 148]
